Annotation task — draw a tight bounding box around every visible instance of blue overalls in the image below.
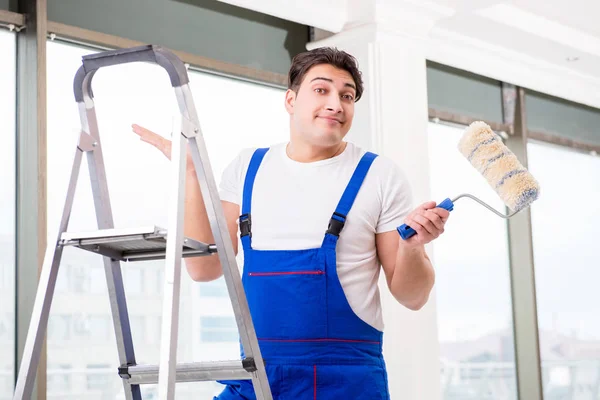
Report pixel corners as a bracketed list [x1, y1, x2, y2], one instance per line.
[215, 148, 390, 400]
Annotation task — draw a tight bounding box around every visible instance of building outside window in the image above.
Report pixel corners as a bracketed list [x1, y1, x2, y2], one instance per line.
[428, 122, 518, 400]
[528, 142, 600, 400]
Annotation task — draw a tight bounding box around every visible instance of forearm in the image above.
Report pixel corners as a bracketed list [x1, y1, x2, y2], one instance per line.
[184, 170, 214, 244]
[183, 170, 222, 281]
[389, 240, 435, 310]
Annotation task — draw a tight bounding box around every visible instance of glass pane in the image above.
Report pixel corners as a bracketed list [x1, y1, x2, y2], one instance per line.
[47, 40, 287, 399]
[47, 364, 72, 393]
[199, 277, 229, 298]
[428, 122, 518, 399]
[202, 316, 237, 329]
[528, 142, 600, 400]
[200, 317, 239, 342]
[0, 29, 16, 400]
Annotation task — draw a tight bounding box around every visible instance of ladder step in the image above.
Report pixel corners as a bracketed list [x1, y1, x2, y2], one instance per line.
[120, 360, 257, 384]
[59, 225, 217, 262]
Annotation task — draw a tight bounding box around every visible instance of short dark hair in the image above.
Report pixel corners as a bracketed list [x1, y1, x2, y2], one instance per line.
[288, 47, 364, 102]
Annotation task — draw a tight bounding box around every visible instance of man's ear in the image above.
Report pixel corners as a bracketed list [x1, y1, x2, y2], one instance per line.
[284, 89, 296, 114]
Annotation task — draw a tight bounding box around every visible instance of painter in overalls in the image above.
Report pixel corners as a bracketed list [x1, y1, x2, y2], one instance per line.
[216, 146, 395, 399]
[132, 46, 450, 400]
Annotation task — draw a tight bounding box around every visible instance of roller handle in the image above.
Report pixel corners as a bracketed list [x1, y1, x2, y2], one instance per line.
[397, 198, 455, 240]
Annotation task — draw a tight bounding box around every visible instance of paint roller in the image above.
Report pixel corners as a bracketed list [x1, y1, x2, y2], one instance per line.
[398, 121, 540, 240]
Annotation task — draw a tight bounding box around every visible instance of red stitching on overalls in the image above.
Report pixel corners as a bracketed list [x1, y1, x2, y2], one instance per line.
[248, 271, 324, 276]
[313, 365, 317, 400]
[258, 338, 381, 345]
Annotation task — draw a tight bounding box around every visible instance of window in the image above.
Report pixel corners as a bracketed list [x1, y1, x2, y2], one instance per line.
[69, 264, 90, 293]
[47, 315, 71, 342]
[200, 316, 239, 343]
[85, 364, 112, 390]
[124, 267, 144, 295]
[53, 265, 69, 293]
[88, 316, 111, 341]
[89, 266, 106, 294]
[0, 317, 14, 399]
[72, 313, 92, 338]
[0, 318, 11, 338]
[130, 315, 146, 344]
[198, 277, 229, 297]
[47, 364, 71, 393]
[150, 316, 162, 345]
[47, 40, 287, 399]
[527, 142, 600, 399]
[428, 122, 518, 399]
[0, 28, 16, 399]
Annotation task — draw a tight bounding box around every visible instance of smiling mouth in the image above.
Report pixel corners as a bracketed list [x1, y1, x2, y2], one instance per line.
[319, 116, 343, 124]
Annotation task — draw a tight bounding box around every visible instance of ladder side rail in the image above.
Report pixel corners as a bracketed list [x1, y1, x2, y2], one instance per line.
[177, 85, 272, 400]
[13, 136, 85, 399]
[79, 86, 141, 400]
[157, 111, 187, 399]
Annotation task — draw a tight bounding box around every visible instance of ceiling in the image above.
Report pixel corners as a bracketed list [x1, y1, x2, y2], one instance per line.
[219, 0, 600, 108]
[428, 0, 600, 78]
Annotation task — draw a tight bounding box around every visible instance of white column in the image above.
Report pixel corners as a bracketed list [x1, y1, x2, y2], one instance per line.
[308, 24, 441, 400]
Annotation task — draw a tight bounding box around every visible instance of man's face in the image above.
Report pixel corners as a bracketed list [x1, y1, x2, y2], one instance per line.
[285, 64, 357, 147]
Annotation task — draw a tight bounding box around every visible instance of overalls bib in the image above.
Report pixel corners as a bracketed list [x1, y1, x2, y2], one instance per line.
[215, 148, 390, 400]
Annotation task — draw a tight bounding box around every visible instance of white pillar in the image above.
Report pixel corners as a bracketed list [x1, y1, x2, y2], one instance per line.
[308, 24, 441, 400]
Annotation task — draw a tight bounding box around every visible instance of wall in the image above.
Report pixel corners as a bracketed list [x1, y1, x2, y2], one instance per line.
[47, 0, 308, 75]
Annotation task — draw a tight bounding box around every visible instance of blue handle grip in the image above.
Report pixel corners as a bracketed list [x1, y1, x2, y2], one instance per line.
[397, 198, 454, 240]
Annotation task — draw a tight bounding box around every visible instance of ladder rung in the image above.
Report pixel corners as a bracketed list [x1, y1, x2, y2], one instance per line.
[59, 226, 217, 262]
[120, 360, 256, 384]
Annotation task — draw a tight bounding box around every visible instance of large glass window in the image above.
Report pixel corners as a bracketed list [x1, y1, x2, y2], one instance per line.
[200, 316, 239, 343]
[428, 122, 518, 399]
[528, 142, 600, 400]
[47, 40, 287, 398]
[0, 29, 16, 400]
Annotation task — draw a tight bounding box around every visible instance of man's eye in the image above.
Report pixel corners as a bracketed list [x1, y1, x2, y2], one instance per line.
[343, 94, 354, 100]
[315, 88, 325, 94]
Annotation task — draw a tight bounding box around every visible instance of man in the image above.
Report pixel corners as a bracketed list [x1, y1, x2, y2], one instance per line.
[132, 47, 449, 399]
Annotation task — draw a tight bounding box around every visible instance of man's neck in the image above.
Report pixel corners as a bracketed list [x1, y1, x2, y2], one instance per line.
[286, 140, 347, 163]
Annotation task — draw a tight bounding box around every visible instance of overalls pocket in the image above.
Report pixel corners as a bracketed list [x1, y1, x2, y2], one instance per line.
[244, 263, 328, 339]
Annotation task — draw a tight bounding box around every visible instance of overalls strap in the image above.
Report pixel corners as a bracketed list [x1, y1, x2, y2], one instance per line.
[323, 151, 378, 247]
[240, 148, 269, 248]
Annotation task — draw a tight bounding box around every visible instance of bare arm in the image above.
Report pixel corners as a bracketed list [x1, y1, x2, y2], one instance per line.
[377, 232, 435, 310]
[377, 201, 449, 310]
[184, 167, 240, 281]
[132, 124, 239, 282]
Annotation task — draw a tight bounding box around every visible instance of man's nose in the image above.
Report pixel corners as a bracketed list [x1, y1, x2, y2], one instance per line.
[325, 94, 343, 113]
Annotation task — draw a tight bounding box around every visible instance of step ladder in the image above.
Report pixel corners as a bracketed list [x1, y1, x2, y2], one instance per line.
[13, 45, 272, 400]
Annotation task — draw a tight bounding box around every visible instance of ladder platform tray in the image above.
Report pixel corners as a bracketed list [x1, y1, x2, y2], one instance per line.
[59, 225, 217, 262]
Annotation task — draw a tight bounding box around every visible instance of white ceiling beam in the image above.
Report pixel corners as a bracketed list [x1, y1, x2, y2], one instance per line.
[216, 0, 348, 32]
[218, 0, 600, 110]
[374, 0, 455, 38]
[426, 25, 600, 110]
[477, 4, 600, 58]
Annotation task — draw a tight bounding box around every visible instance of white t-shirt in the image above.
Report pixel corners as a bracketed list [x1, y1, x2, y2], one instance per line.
[218, 142, 413, 331]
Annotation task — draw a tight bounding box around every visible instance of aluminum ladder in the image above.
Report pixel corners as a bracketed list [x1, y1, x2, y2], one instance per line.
[13, 45, 272, 400]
